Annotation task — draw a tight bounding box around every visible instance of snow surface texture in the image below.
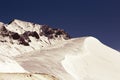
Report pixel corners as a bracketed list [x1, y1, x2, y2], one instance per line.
[0, 55, 26, 73]
[0, 73, 58, 80]
[0, 19, 120, 80]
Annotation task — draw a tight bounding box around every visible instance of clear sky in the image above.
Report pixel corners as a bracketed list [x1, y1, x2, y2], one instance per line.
[0, 0, 120, 51]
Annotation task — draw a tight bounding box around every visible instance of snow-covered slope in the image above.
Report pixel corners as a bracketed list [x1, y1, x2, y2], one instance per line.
[14, 37, 120, 80]
[0, 55, 26, 73]
[0, 19, 120, 80]
[62, 37, 120, 80]
[0, 19, 70, 57]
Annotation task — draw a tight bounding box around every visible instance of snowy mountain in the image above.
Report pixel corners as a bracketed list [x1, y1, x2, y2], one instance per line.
[0, 19, 70, 56]
[0, 19, 120, 80]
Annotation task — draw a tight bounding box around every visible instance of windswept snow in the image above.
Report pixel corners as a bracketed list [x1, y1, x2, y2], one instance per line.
[62, 37, 120, 80]
[0, 55, 26, 73]
[0, 19, 120, 80]
[14, 37, 120, 80]
[6, 19, 41, 34]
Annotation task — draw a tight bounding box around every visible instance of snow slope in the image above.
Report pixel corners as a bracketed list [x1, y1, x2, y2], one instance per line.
[0, 55, 26, 73]
[0, 73, 58, 80]
[62, 37, 120, 80]
[0, 19, 120, 80]
[15, 37, 120, 80]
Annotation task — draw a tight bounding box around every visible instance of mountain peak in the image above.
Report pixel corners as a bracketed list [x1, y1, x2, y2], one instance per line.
[6, 19, 70, 39]
[8, 19, 27, 24]
[0, 19, 70, 56]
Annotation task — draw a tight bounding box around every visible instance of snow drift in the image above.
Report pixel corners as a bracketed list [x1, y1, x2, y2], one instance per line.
[15, 37, 120, 80]
[0, 55, 26, 73]
[0, 19, 120, 80]
[62, 37, 120, 80]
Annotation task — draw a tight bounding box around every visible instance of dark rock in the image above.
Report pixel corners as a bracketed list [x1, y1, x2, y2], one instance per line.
[0, 21, 71, 47]
[30, 31, 39, 39]
[23, 31, 39, 39]
[0, 25, 9, 37]
[40, 25, 70, 39]
[0, 25, 7, 32]
[10, 32, 20, 40]
[18, 37, 29, 46]
[23, 31, 31, 40]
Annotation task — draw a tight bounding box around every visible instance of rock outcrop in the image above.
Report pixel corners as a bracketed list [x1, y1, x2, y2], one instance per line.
[0, 19, 70, 56]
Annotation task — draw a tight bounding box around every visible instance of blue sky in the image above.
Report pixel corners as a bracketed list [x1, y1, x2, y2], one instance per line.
[0, 0, 120, 50]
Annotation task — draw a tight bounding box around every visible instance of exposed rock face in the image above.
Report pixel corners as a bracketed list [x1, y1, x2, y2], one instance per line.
[40, 25, 70, 39]
[11, 32, 20, 40]
[0, 25, 8, 37]
[0, 19, 70, 46]
[0, 19, 70, 57]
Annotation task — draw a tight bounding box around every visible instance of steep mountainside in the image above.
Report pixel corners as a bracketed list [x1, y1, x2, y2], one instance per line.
[0, 19, 120, 80]
[0, 19, 70, 57]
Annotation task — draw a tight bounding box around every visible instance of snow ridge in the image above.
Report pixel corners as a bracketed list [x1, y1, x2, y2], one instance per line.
[61, 37, 120, 80]
[0, 19, 120, 80]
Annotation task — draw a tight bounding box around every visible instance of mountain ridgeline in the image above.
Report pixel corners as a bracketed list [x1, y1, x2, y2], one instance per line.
[0, 19, 120, 80]
[0, 19, 70, 46]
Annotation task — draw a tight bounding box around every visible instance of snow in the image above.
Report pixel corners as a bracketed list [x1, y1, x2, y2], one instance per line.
[0, 73, 58, 80]
[0, 19, 120, 80]
[0, 55, 26, 73]
[0, 19, 68, 57]
[14, 36, 120, 80]
[6, 19, 42, 34]
[61, 37, 120, 80]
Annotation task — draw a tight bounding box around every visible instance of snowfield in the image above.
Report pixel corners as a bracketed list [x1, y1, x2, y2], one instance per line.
[15, 37, 120, 80]
[0, 55, 26, 73]
[0, 19, 120, 80]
